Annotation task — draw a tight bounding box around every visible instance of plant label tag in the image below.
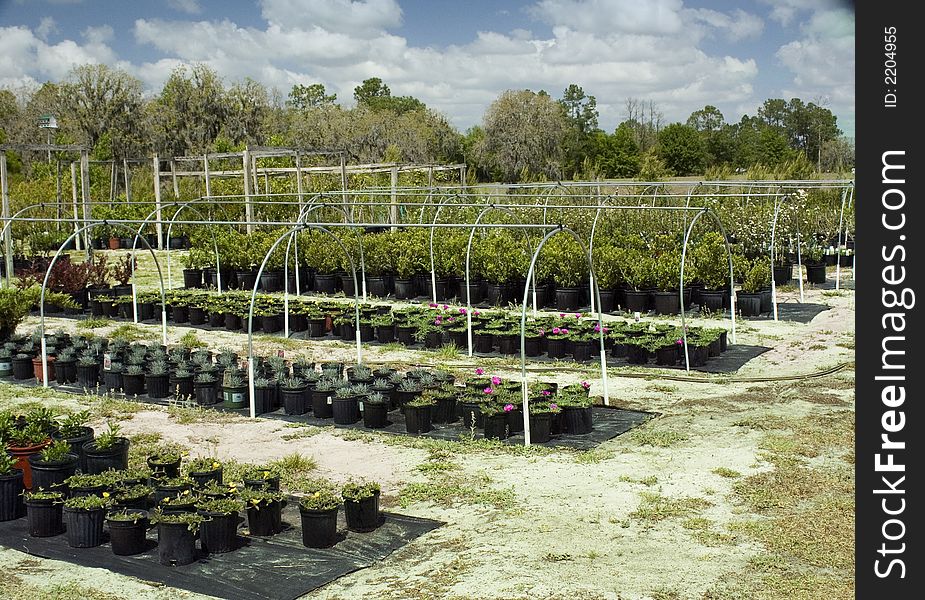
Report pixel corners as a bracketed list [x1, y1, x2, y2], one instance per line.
[634, 312, 641, 322]
[327, 396, 332, 405]
[358, 401, 364, 412]
[103, 353, 112, 371]
[277, 350, 284, 358]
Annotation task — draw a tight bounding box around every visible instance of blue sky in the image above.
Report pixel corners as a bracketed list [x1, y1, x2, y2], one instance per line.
[0, 0, 855, 137]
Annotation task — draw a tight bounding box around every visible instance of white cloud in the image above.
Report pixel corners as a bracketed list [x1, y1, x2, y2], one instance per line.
[531, 0, 685, 35]
[686, 8, 764, 41]
[82, 24, 114, 44]
[36, 16, 58, 41]
[757, 0, 843, 26]
[0, 24, 115, 87]
[259, 0, 402, 37]
[167, 0, 202, 15]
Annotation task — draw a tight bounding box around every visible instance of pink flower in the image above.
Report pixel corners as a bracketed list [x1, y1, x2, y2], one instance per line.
[491, 376, 501, 385]
[429, 302, 437, 308]
[473, 310, 480, 316]
[552, 327, 561, 335]
[676, 338, 684, 345]
[581, 381, 590, 389]
[574, 313, 582, 319]
[434, 318, 442, 325]
[560, 328, 569, 335]
[559, 313, 566, 318]
[541, 390, 552, 397]
[594, 324, 601, 332]
[475, 367, 484, 375]
[549, 403, 559, 412]
[442, 304, 449, 311]
[459, 307, 467, 314]
[538, 328, 546, 336]
[503, 404, 514, 412]
[483, 387, 494, 394]
[447, 316, 455, 322]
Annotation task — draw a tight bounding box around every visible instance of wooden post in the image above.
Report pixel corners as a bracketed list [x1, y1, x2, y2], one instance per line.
[242, 147, 253, 234]
[153, 154, 163, 250]
[170, 159, 180, 199]
[390, 165, 398, 229]
[295, 151, 304, 213]
[80, 150, 92, 251]
[0, 153, 12, 284]
[203, 154, 211, 197]
[123, 158, 131, 203]
[70, 162, 81, 251]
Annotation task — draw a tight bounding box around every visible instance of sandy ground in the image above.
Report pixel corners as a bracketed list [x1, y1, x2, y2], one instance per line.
[2, 272, 855, 600]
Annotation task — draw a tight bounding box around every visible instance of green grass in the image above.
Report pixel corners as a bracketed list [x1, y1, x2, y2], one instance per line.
[109, 323, 157, 342]
[630, 426, 688, 448]
[179, 330, 206, 348]
[712, 467, 741, 478]
[398, 471, 517, 510]
[75, 317, 112, 330]
[628, 491, 712, 523]
[434, 342, 461, 358]
[574, 448, 615, 464]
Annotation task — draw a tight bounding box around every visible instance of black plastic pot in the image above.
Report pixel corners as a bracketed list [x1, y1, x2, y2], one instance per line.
[281, 387, 308, 415]
[262, 314, 282, 334]
[362, 401, 389, 429]
[344, 491, 380, 532]
[598, 289, 616, 313]
[571, 340, 594, 362]
[122, 372, 145, 396]
[546, 338, 568, 359]
[108, 510, 150, 555]
[699, 290, 725, 313]
[199, 510, 239, 554]
[562, 406, 594, 434]
[459, 402, 483, 429]
[189, 467, 223, 489]
[737, 293, 763, 317]
[83, 438, 130, 474]
[55, 359, 77, 384]
[146, 373, 169, 398]
[26, 496, 64, 537]
[189, 306, 206, 325]
[300, 505, 338, 548]
[773, 264, 793, 285]
[147, 455, 181, 480]
[473, 332, 494, 354]
[655, 345, 678, 366]
[529, 412, 553, 443]
[459, 280, 484, 305]
[394, 278, 416, 300]
[555, 287, 582, 311]
[171, 305, 189, 324]
[260, 270, 283, 293]
[28, 454, 79, 494]
[405, 404, 433, 434]
[806, 263, 827, 284]
[192, 380, 216, 405]
[224, 313, 241, 331]
[63, 506, 106, 548]
[653, 292, 680, 315]
[313, 273, 336, 294]
[0, 470, 25, 521]
[76, 363, 99, 388]
[246, 499, 284, 536]
[623, 290, 650, 313]
[183, 269, 203, 289]
[396, 324, 416, 346]
[157, 520, 198, 566]
[483, 413, 509, 440]
[366, 276, 389, 298]
[332, 396, 361, 424]
[253, 386, 277, 415]
[311, 389, 334, 418]
[433, 395, 458, 424]
[485, 282, 505, 306]
[12, 356, 34, 380]
[243, 471, 280, 492]
[375, 324, 395, 344]
[169, 374, 194, 399]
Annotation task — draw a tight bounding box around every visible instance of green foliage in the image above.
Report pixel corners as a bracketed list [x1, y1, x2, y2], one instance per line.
[93, 421, 124, 450]
[63, 494, 110, 510]
[38, 440, 73, 463]
[298, 480, 341, 511]
[741, 259, 771, 294]
[691, 232, 729, 290]
[342, 480, 380, 502]
[536, 234, 586, 288]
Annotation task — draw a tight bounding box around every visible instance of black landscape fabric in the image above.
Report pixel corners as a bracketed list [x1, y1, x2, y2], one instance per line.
[0, 504, 442, 600]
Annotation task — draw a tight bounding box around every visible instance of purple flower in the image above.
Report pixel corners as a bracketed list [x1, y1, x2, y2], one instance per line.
[538, 328, 546, 336]
[594, 324, 601, 332]
[549, 403, 559, 412]
[447, 316, 455, 322]
[429, 302, 437, 308]
[459, 307, 467, 314]
[561, 328, 569, 335]
[552, 327, 561, 335]
[503, 404, 514, 412]
[541, 390, 552, 397]
[475, 367, 484, 375]
[676, 338, 684, 345]
[559, 313, 566, 318]
[442, 304, 449, 311]
[574, 313, 582, 319]
[491, 376, 501, 386]
[483, 387, 494, 394]
[581, 380, 590, 389]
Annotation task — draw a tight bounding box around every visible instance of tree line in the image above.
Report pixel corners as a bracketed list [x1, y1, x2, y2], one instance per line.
[0, 63, 853, 182]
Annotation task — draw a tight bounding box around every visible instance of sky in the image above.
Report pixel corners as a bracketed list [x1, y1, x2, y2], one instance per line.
[0, 0, 855, 138]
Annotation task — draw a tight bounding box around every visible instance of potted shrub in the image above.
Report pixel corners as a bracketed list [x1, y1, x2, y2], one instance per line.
[12, 352, 34, 380]
[111, 254, 136, 296]
[222, 371, 248, 409]
[194, 372, 218, 405]
[558, 389, 594, 434]
[738, 259, 769, 317]
[342, 480, 381, 532]
[0, 452, 25, 521]
[147, 448, 183, 480]
[63, 494, 110, 548]
[51, 411, 93, 472]
[652, 250, 682, 315]
[241, 488, 286, 536]
[252, 376, 278, 415]
[28, 439, 78, 494]
[111, 483, 153, 510]
[197, 496, 241, 554]
[298, 480, 341, 548]
[76, 349, 100, 389]
[404, 394, 435, 434]
[803, 241, 827, 284]
[121, 364, 145, 397]
[146, 359, 170, 399]
[187, 457, 223, 488]
[83, 422, 130, 474]
[360, 391, 389, 429]
[6, 421, 51, 490]
[529, 402, 558, 443]
[394, 377, 422, 412]
[280, 376, 308, 416]
[182, 250, 206, 289]
[107, 508, 151, 555]
[151, 509, 203, 566]
[332, 384, 362, 425]
[243, 465, 281, 491]
[311, 378, 336, 418]
[691, 232, 728, 313]
[24, 489, 64, 537]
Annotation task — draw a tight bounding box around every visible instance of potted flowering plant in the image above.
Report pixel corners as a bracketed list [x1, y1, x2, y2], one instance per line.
[197, 496, 242, 554]
[528, 402, 559, 443]
[150, 508, 203, 566]
[107, 508, 151, 555]
[24, 489, 65, 537]
[187, 457, 224, 488]
[341, 480, 381, 532]
[240, 488, 286, 536]
[404, 394, 435, 434]
[83, 421, 130, 474]
[0, 452, 25, 521]
[28, 439, 79, 494]
[298, 479, 341, 548]
[63, 494, 110, 548]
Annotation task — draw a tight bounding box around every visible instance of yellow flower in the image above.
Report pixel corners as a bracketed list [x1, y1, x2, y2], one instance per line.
[182, 489, 190, 495]
[102, 492, 110, 498]
[313, 491, 320, 498]
[212, 461, 220, 469]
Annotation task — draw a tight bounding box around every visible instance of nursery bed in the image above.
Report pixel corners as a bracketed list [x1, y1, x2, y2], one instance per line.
[0, 501, 442, 600]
